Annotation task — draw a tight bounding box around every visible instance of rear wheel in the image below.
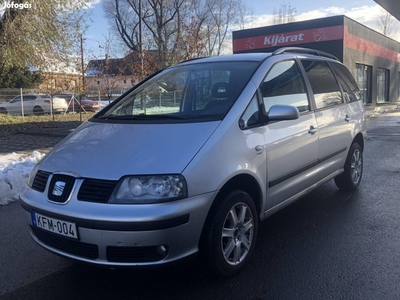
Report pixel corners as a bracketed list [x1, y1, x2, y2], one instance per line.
[0, 107, 7, 114]
[33, 106, 44, 116]
[201, 190, 258, 277]
[334, 142, 363, 191]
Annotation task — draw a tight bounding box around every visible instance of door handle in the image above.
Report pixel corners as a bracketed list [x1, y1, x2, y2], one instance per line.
[345, 115, 350, 122]
[308, 125, 317, 135]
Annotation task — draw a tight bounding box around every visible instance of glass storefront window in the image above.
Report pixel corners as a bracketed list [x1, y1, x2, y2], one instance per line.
[398, 73, 400, 101]
[355, 64, 372, 104]
[377, 68, 389, 103]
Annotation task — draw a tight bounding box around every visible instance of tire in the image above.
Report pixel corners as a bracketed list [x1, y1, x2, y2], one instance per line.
[334, 142, 363, 191]
[0, 108, 7, 114]
[201, 190, 258, 277]
[33, 106, 44, 116]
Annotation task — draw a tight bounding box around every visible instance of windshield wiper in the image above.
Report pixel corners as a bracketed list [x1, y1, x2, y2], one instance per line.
[97, 114, 188, 120]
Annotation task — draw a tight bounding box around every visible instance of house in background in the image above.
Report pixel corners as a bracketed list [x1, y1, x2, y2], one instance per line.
[85, 52, 142, 98]
[36, 57, 82, 93]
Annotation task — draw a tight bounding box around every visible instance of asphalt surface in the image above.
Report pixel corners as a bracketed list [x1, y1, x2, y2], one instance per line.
[0, 122, 77, 156]
[1, 110, 400, 299]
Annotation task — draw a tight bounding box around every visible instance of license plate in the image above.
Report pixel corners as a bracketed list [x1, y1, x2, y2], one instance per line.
[31, 212, 78, 239]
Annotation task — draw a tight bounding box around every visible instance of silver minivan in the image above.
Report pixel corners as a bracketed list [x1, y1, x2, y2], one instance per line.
[20, 47, 366, 277]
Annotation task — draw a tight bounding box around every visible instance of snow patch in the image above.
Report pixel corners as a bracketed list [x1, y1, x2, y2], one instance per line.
[0, 151, 44, 205]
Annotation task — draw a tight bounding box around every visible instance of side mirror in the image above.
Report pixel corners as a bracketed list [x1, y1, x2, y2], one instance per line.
[266, 104, 300, 122]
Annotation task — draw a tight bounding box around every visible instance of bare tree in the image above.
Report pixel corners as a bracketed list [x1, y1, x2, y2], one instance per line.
[377, 9, 398, 38]
[103, 0, 191, 68]
[273, 2, 296, 25]
[202, 0, 245, 56]
[103, 0, 246, 68]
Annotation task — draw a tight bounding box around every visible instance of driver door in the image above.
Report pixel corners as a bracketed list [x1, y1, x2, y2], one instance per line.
[261, 60, 319, 209]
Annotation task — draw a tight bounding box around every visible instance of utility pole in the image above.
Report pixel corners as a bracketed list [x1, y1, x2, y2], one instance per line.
[79, 34, 84, 122]
[80, 34, 85, 87]
[139, 0, 143, 78]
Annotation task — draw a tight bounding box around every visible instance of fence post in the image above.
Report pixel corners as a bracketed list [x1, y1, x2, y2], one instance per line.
[50, 94, 55, 123]
[20, 88, 24, 119]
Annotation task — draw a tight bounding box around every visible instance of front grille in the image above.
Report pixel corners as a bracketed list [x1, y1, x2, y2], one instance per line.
[47, 174, 76, 203]
[31, 226, 99, 259]
[107, 245, 168, 263]
[31, 171, 51, 192]
[78, 179, 118, 203]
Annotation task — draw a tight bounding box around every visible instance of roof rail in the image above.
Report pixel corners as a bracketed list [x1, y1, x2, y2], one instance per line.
[177, 57, 205, 64]
[272, 47, 339, 61]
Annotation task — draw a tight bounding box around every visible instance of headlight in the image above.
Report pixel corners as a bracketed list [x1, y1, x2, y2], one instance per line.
[108, 175, 187, 204]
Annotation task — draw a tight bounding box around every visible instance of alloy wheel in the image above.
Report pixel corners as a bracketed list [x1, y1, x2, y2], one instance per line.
[221, 202, 254, 265]
[350, 148, 362, 184]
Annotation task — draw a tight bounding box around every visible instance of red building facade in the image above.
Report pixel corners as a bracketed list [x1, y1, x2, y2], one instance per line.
[233, 15, 400, 106]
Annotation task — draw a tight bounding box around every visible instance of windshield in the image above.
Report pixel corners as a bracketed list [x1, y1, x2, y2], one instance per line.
[97, 61, 259, 122]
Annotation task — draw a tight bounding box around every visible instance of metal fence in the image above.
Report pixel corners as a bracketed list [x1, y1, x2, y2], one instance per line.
[0, 88, 125, 121]
[0, 88, 183, 123]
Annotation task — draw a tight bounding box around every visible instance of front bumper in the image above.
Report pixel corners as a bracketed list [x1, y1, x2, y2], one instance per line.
[20, 186, 216, 266]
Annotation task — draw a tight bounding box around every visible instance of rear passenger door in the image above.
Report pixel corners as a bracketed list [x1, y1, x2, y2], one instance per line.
[23, 95, 37, 114]
[261, 60, 319, 209]
[300, 60, 353, 177]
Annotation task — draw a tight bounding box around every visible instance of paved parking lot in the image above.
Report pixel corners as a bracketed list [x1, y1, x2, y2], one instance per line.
[0, 123, 77, 156]
[0, 134, 64, 156]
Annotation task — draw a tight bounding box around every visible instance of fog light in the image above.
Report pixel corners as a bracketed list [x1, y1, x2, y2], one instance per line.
[156, 245, 168, 255]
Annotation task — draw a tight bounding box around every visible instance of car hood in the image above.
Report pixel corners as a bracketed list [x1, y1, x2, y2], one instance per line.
[38, 120, 220, 180]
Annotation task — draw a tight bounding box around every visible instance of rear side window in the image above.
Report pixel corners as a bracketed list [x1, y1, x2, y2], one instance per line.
[301, 60, 343, 110]
[330, 62, 362, 102]
[23, 96, 37, 101]
[260, 60, 309, 113]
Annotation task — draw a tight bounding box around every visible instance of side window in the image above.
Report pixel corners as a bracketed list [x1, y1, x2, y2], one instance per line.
[301, 60, 343, 109]
[10, 96, 21, 103]
[330, 62, 361, 102]
[239, 94, 260, 130]
[23, 96, 36, 101]
[260, 60, 309, 113]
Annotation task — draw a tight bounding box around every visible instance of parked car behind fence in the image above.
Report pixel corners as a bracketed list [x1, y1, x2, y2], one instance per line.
[0, 94, 68, 116]
[53, 93, 101, 113]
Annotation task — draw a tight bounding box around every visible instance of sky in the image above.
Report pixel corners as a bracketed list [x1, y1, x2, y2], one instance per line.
[83, 0, 400, 58]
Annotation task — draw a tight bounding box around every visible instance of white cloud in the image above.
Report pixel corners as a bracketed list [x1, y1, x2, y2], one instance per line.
[246, 13, 273, 28]
[239, 4, 400, 40]
[84, 0, 102, 9]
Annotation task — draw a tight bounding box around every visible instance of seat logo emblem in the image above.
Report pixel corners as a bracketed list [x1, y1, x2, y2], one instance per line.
[52, 181, 66, 196]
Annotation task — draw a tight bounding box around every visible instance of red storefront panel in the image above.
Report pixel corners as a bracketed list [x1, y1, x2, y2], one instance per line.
[344, 27, 399, 62]
[233, 25, 344, 52]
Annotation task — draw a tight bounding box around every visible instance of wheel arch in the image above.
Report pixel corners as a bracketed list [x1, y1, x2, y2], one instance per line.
[199, 173, 262, 247]
[353, 132, 364, 151]
[216, 174, 262, 215]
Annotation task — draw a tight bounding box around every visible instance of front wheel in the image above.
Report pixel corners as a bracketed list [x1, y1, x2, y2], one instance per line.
[201, 191, 258, 277]
[334, 142, 363, 191]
